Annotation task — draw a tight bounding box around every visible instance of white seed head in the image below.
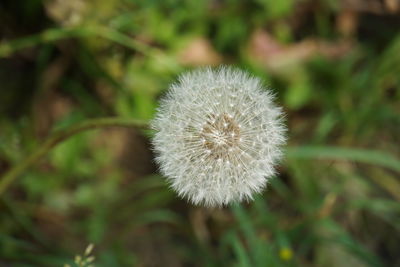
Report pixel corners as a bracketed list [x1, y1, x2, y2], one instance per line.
[151, 66, 286, 207]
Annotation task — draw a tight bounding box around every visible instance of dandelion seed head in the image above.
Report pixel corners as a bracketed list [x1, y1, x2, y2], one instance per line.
[151, 66, 286, 207]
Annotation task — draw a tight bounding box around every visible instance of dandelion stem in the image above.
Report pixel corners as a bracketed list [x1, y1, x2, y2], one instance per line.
[0, 117, 148, 196]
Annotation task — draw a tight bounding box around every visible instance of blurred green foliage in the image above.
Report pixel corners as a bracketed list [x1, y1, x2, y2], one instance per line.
[0, 0, 399, 266]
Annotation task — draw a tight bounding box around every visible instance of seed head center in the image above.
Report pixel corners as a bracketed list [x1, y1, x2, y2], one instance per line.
[201, 113, 241, 156]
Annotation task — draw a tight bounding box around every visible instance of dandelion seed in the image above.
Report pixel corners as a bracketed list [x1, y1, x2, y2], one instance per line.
[151, 66, 286, 207]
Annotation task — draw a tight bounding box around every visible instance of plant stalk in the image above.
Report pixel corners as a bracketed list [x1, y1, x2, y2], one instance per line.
[0, 117, 148, 196]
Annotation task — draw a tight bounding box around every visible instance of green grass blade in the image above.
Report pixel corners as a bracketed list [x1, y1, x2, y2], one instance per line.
[286, 146, 400, 173]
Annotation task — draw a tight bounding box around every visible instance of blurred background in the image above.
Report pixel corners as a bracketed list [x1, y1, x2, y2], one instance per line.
[0, 0, 400, 266]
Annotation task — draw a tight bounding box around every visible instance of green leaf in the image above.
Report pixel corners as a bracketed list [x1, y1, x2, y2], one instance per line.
[286, 146, 400, 173]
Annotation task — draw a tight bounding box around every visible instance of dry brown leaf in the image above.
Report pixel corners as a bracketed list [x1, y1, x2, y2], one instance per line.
[336, 9, 359, 37]
[248, 30, 352, 74]
[45, 0, 87, 26]
[178, 38, 222, 66]
[341, 0, 400, 14]
[385, 0, 400, 13]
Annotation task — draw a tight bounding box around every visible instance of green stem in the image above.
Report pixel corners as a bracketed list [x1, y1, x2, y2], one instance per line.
[0, 26, 146, 57]
[0, 117, 148, 196]
[0, 25, 181, 71]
